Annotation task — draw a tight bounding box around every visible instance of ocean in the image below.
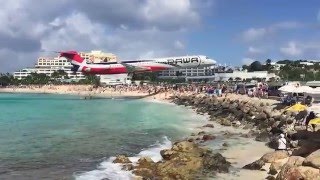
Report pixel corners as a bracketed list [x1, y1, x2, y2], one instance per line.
[0, 93, 202, 180]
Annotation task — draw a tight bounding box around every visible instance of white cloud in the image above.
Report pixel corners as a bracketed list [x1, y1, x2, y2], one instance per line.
[242, 28, 267, 41]
[242, 21, 304, 42]
[248, 46, 264, 55]
[174, 40, 185, 50]
[280, 41, 303, 57]
[0, 0, 211, 72]
[242, 58, 255, 65]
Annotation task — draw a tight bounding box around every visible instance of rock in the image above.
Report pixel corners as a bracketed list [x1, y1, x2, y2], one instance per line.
[286, 156, 305, 166]
[122, 164, 134, 171]
[191, 133, 196, 136]
[266, 175, 276, 180]
[160, 149, 176, 160]
[203, 124, 214, 128]
[202, 152, 231, 173]
[269, 162, 282, 175]
[297, 166, 320, 179]
[198, 131, 206, 135]
[303, 149, 320, 169]
[261, 151, 289, 163]
[172, 141, 196, 152]
[255, 113, 268, 120]
[232, 120, 241, 127]
[220, 118, 232, 126]
[276, 165, 320, 180]
[255, 131, 270, 142]
[290, 140, 299, 148]
[292, 144, 319, 157]
[243, 159, 265, 170]
[276, 165, 304, 180]
[137, 157, 154, 167]
[113, 155, 132, 164]
[188, 138, 194, 142]
[202, 134, 216, 141]
[222, 143, 228, 147]
[132, 168, 154, 179]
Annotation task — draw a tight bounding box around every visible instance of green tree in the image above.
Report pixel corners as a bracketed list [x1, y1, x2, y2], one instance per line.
[248, 61, 263, 72]
[51, 70, 68, 80]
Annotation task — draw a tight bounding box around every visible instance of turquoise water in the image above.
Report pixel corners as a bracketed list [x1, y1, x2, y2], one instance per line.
[0, 93, 197, 179]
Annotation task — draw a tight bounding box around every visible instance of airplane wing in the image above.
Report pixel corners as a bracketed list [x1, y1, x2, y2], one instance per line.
[121, 63, 151, 73]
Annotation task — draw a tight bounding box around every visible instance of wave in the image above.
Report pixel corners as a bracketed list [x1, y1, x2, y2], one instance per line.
[74, 136, 172, 180]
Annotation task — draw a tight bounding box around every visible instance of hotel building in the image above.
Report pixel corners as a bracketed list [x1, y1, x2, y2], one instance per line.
[13, 50, 117, 80]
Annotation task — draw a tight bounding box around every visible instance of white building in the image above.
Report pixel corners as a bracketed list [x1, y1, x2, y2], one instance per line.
[99, 74, 131, 86]
[14, 57, 85, 80]
[158, 66, 214, 77]
[184, 70, 279, 82]
[14, 50, 117, 81]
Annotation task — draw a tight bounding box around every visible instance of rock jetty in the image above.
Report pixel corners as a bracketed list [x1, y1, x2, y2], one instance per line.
[113, 141, 231, 179]
[170, 94, 320, 180]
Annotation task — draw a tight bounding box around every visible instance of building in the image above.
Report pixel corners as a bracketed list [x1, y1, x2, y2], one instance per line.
[99, 74, 132, 86]
[185, 70, 279, 82]
[13, 56, 85, 80]
[158, 66, 214, 78]
[14, 50, 117, 81]
[79, 50, 117, 63]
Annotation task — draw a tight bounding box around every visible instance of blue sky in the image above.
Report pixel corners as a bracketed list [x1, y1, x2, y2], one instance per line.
[186, 0, 320, 66]
[0, 0, 320, 72]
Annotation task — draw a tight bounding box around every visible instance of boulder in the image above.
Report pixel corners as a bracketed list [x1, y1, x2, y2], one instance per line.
[255, 113, 268, 121]
[297, 166, 320, 180]
[303, 149, 320, 169]
[292, 144, 319, 157]
[122, 164, 134, 171]
[286, 156, 305, 166]
[220, 118, 232, 126]
[203, 124, 214, 128]
[276, 165, 304, 180]
[133, 168, 154, 179]
[160, 149, 176, 160]
[261, 151, 289, 163]
[269, 162, 282, 175]
[137, 157, 155, 168]
[198, 131, 206, 135]
[172, 141, 196, 152]
[266, 175, 276, 180]
[255, 131, 270, 142]
[202, 153, 231, 173]
[202, 134, 216, 141]
[113, 155, 132, 164]
[243, 159, 265, 170]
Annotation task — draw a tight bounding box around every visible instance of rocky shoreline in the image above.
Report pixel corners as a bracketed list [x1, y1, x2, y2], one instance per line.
[171, 94, 320, 180]
[113, 94, 320, 179]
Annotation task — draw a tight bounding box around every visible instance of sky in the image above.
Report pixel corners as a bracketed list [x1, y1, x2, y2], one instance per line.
[0, 0, 320, 72]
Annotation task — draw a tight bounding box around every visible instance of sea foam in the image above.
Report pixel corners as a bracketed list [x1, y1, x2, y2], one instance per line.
[74, 136, 172, 180]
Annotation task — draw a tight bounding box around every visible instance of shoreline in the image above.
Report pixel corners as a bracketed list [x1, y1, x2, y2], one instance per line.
[6, 86, 319, 179]
[0, 86, 276, 179]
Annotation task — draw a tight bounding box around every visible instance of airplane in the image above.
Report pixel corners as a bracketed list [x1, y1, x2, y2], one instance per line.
[58, 51, 216, 75]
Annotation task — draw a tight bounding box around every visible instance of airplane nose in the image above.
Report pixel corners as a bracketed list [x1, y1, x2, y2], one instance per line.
[207, 59, 216, 65]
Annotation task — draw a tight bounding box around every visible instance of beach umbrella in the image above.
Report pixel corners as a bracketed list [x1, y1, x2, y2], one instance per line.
[286, 103, 308, 112]
[292, 86, 314, 93]
[309, 118, 320, 125]
[279, 85, 296, 93]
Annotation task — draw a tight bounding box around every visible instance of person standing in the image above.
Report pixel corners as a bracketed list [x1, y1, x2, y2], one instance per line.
[277, 134, 287, 151]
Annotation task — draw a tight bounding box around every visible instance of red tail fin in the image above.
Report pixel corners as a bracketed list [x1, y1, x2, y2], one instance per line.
[59, 51, 85, 65]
